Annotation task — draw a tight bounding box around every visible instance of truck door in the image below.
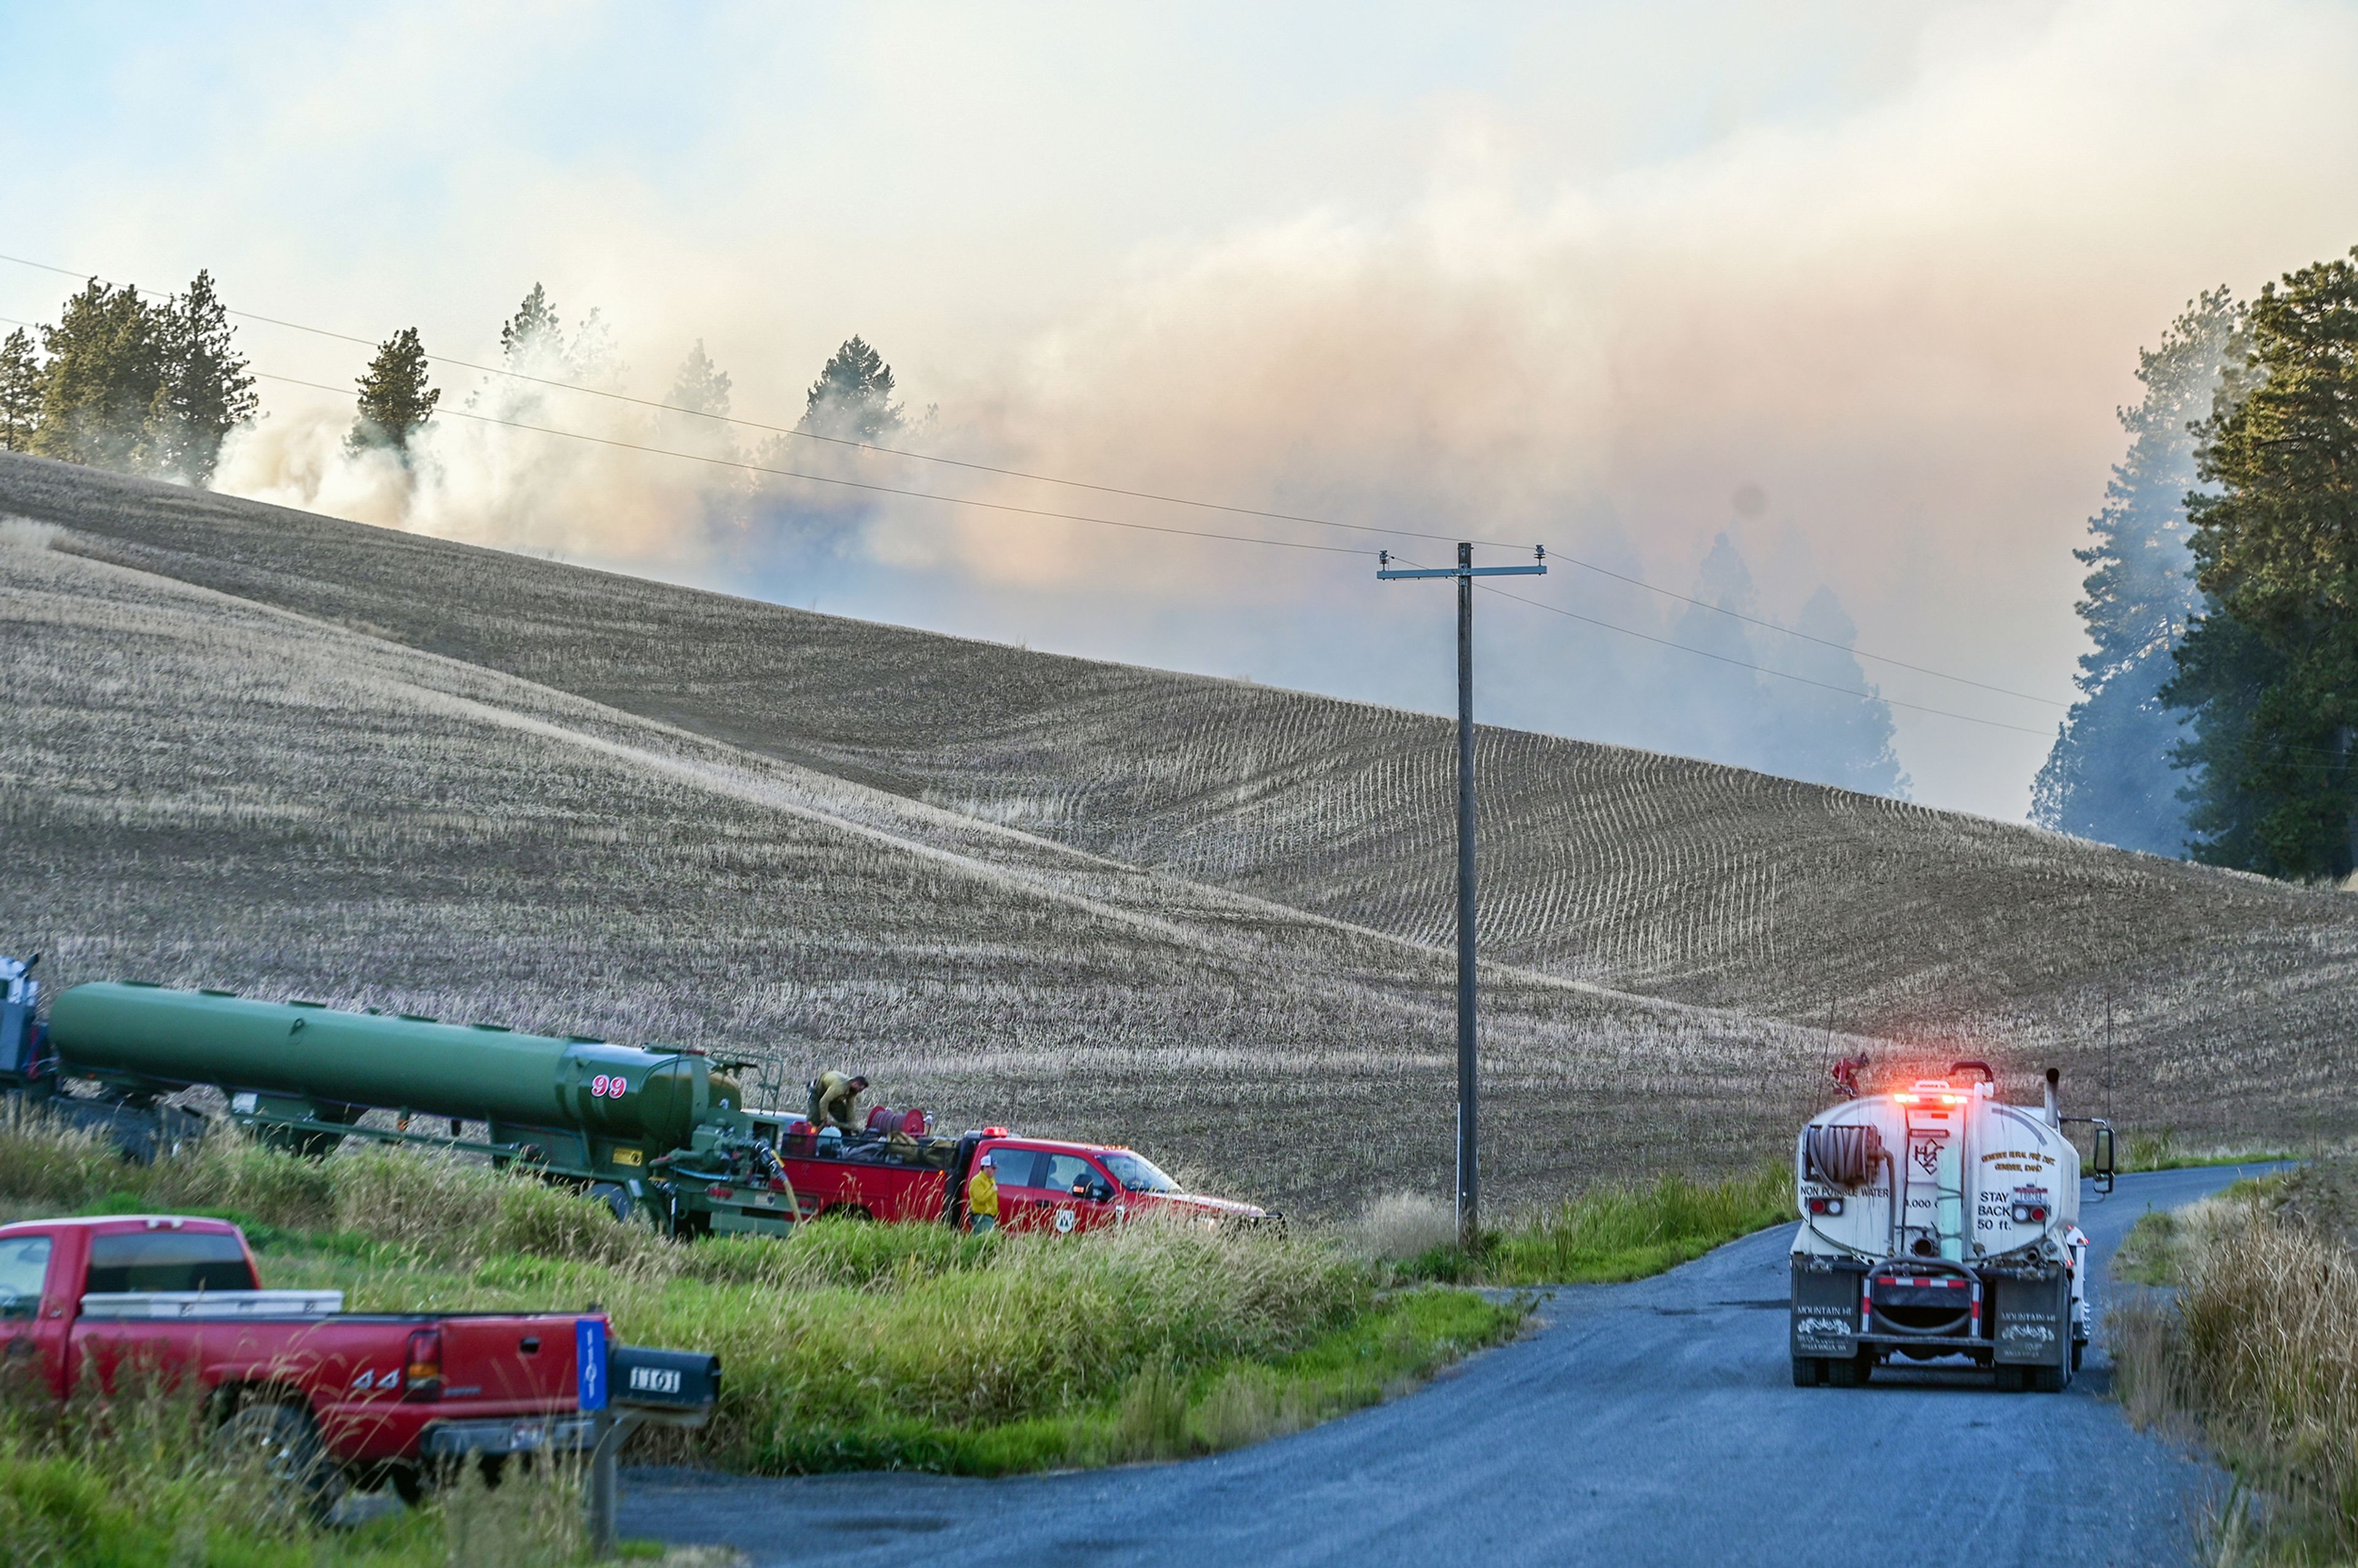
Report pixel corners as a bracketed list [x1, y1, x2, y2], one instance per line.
[1033, 1153, 1102, 1236]
[0, 1232, 68, 1397]
[989, 1147, 1056, 1232]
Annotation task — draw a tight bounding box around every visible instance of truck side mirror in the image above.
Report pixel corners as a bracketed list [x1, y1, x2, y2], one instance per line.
[2092, 1123, 2115, 1195]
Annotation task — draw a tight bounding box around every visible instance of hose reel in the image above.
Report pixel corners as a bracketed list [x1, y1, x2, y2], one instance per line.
[1805, 1123, 1884, 1190]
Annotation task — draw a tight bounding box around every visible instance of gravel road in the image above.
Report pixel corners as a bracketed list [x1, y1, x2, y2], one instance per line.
[621, 1164, 2275, 1566]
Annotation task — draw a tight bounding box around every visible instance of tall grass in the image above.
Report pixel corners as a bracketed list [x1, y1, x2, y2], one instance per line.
[0, 1368, 593, 1567]
[2111, 1171, 2358, 1559]
[1468, 1166, 1791, 1286]
[0, 1120, 1518, 1478]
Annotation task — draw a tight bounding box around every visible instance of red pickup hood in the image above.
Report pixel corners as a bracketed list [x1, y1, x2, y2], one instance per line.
[1139, 1192, 1270, 1222]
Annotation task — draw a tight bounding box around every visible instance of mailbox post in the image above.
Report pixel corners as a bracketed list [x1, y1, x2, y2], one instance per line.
[580, 1329, 722, 1559]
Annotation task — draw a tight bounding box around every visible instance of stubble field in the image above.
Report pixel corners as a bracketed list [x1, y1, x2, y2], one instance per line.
[2, 451, 2352, 1210]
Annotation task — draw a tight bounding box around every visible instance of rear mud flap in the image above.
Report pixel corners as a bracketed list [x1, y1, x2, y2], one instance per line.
[1988, 1268, 2070, 1366]
[1791, 1258, 1864, 1359]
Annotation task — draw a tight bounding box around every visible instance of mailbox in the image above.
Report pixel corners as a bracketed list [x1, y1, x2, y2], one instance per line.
[610, 1345, 721, 1419]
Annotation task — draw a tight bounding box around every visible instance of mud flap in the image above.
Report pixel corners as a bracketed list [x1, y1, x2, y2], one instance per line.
[1989, 1267, 2069, 1370]
[1791, 1258, 1864, 1360]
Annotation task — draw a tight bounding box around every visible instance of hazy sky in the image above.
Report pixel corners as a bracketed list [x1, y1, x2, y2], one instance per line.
[6, 1, 2356, 820]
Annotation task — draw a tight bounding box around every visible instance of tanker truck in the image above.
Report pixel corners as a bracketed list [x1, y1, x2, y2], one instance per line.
[1790, 1061, 2114, 1392]
[0, 961, 798, 1240]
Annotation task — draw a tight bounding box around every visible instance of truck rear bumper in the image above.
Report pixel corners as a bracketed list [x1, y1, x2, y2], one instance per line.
[419, 1414, 597, 1459]
[1791, 1255, 2077, 1364]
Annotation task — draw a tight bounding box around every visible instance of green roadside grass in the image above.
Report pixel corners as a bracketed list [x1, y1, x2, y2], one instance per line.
[0, 1120, 1529, 1563]
[1393, 1166, 1793, 1288]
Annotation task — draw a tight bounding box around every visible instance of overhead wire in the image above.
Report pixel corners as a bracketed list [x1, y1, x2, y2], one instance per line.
[0, 249, 2074, 707]
[246, 370, 1373, 557]
[0, 260, 2233, 742]
[0, 300, 2231, 745]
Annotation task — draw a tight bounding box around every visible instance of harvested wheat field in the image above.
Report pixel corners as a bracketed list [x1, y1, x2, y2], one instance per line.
[2, 450, 2351, 1211]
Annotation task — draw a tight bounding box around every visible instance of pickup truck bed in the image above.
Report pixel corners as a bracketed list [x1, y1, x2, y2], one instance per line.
[0, 1214, 600, 1489]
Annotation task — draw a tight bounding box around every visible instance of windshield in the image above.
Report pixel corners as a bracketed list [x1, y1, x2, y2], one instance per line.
[1101, 1152, 1180, 1194]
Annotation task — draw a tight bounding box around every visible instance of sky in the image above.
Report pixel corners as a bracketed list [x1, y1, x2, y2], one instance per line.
[3, 0, 2356, 820]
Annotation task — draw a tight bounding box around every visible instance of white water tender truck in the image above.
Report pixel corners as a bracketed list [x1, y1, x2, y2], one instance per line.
[1790, 1062, 2114, 1391]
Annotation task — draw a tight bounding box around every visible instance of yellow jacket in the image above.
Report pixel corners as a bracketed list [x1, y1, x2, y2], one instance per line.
[967, 1166, 1000, 1221]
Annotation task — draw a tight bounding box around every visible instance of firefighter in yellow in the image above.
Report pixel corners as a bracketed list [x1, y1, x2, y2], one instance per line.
[807, 1071, 870, 1135]
[967, 1152, 1001, 1233]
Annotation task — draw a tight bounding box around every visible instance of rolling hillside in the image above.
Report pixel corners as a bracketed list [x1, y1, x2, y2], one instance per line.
[3, 450, 2352, 1203]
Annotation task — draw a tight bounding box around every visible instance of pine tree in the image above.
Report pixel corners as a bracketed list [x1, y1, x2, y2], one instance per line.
[30, 280, 165, 472]
[2031, 289, 2244, 855]
[666, 340, 731, 417]
[2165, 247, 2358, 879]
[1765, 586, 1909, 797]
[800, 336, 903, 443]
[146, 269, 256, 484]
[347, 328, 440, 457]
[499, 283, 565, 371]
[0, 328, 41, 452]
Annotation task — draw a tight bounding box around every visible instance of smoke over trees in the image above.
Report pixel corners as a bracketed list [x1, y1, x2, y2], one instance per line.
[347, 327, 438, 459]
[2166, 246, 2358, 879]
[1647, 532, 1907, 798]
[2031, 289, 2244, 856]
[798, 335, 903, 444]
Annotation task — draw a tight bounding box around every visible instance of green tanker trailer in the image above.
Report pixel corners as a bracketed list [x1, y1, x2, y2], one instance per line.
[23, 976, 798, 1239]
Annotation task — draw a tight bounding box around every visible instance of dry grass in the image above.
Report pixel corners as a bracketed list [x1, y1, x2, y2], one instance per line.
[1348, 1190, 1460, 1262]
[2109, 1164, 2358, 1562]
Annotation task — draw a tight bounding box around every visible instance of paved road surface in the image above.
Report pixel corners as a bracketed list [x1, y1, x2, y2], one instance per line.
[622, 1164, 2278, 1566]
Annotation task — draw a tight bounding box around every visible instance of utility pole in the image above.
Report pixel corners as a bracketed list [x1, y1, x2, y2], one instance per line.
[1378, 542, 1546, 1246]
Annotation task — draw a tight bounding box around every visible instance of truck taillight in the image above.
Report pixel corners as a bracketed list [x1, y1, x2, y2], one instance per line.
[403, 1329, 443, 1402]
[1806, 1197, 1846, 1216]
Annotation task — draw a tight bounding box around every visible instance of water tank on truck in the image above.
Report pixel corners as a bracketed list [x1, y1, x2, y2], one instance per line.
[37, 979, 799, 1239]
[1789, 1061, 2114, 1392]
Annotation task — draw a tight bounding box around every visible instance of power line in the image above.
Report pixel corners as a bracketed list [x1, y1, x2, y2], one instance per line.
[251, 370, 1372, 557]
[15, 335, 2354, 761]
[0, 250, 1527, 553]
[1538, 548, 2070, 709]
[1480, 578, 2055, 737]
[0, 248, 2073, 708]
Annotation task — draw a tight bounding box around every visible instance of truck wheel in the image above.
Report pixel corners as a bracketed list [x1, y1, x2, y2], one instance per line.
[589, 1182, 633, 1224]
[2033, 1363, 2069, 1394]
[1827, 1352, 1872, 1388]
[213, 1402, 344, 1521]
[1791, 1356, 1821, 1387]
[1992, 1364, 2028, 1392]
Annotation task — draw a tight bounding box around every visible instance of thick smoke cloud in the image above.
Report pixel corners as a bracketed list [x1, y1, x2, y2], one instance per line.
[52, 0, 2349, 815]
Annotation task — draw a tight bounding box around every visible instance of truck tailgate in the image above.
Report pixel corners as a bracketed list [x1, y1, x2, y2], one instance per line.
[438, 1315, 586, 1407]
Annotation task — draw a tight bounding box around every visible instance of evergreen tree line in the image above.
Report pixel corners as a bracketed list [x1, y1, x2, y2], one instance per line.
[2036, 243, 2358, 881]
[2, 265, 913, 500]
[0, 270, 256, 484]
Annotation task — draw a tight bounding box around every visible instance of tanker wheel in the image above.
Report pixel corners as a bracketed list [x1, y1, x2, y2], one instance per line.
[1993, 1364, 2029, 1392]
[2033, 1362, 2069, 1394]
[1827, 1352, 1873, 1388]
[1790, 1356, 1826, 1387]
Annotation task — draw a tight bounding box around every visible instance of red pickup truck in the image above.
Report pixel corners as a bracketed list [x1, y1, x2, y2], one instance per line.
[0, 1215, 603, 1508]
[777, 1124, 1273, 1233]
